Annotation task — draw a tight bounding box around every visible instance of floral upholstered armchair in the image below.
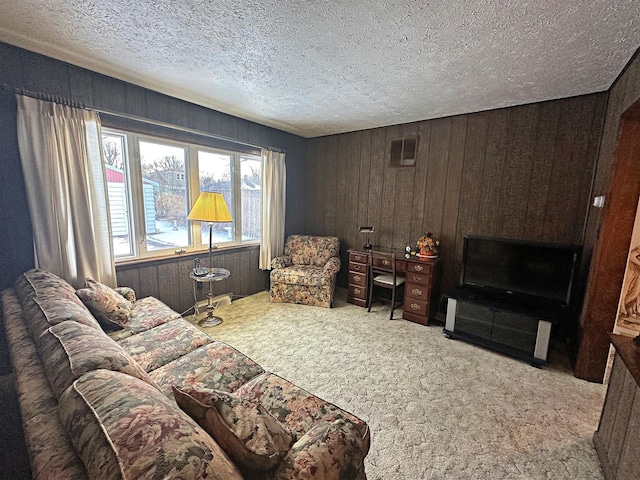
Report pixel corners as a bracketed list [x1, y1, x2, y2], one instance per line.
[269, 235, 341, 308]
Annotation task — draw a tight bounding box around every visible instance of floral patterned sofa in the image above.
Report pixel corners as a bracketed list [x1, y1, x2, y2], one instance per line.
[270, 235, 341, 308]
[1, 268, 369, 479]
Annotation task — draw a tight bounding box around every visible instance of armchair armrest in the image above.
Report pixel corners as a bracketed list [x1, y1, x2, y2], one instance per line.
[272, 419, 367, 480]
[323, 256, 341, 277]
[271, 255, 292, 270]
[114, 286, 136, 302]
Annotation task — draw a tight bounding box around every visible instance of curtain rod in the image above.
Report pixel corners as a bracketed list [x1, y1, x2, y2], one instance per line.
[3, 83, 286, 154]
[3, 83, 86, 109]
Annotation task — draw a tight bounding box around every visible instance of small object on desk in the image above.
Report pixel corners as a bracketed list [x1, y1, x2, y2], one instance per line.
[190, 268, 230, 327]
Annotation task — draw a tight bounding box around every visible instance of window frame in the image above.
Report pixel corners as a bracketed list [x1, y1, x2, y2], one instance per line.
[101, 127, 262, 262]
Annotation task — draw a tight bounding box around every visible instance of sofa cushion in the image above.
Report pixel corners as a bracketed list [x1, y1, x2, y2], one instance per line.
[15, 268, 81, 304]
[38, 321, 157, 398]
[149, 342, 265, 397]
[270, 265, 334, 287]
[107, 296, 182, 341]
[57, 369, 243, 480]
[35, 296, 102, 331]
[14, 268, 100, 340]
[272, 419, 368, 480]
[118, 319, 213, 372]
[284, 235, 340, 267]
[76, 277, 132, 330]
[236, 372, 370, 439]
[173, 386, 295, 473]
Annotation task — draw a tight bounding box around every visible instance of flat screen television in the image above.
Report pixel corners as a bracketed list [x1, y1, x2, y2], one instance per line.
[461, 236, 581, 307]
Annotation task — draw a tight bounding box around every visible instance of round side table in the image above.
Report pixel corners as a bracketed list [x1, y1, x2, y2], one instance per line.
[190, 268, 230, 327]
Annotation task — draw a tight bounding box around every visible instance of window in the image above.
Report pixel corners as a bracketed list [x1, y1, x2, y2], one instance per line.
[101, 128, 261, 260]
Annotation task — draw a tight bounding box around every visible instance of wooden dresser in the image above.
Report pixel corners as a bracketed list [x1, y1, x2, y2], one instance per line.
[347, 249, 440, 325]
[593, 333, 640, 480]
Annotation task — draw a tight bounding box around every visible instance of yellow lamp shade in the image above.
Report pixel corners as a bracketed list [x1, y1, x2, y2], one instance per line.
[188, 192, 232, 223]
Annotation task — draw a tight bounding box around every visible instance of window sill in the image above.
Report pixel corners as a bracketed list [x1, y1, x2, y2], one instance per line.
[115, 243, 260, 270]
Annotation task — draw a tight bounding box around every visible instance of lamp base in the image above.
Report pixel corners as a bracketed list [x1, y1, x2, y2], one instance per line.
[199, 316, 223, 328]
[363, 243, 372, 250]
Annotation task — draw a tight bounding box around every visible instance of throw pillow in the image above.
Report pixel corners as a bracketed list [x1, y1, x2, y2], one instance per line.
[173, 386, 295, 473]
[76, 277, 132, 330]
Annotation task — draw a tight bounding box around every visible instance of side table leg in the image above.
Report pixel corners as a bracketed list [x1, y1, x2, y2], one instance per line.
[199, 280, 223, 327]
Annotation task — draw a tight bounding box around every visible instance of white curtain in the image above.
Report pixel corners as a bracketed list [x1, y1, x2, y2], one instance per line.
[16, 95, 116, 288]
[259, 148, 286, 269]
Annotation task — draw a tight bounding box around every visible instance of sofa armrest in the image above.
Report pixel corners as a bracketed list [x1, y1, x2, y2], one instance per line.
[271, 255, 292, 269]
[272, 419, 367, 480]
[323, 256, 341, 277]
[115, 286, 136, 302]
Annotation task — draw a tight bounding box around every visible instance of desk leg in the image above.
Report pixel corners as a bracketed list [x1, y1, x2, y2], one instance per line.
[199, 281, 223, 327]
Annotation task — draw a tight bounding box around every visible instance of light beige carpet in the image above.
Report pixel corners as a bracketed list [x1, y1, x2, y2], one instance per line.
[195, 289, 607, 480]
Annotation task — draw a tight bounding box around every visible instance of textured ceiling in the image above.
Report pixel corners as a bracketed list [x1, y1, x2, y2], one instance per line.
[0, 1, 639, 138]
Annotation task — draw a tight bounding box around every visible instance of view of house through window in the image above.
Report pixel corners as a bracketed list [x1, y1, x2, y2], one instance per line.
[140, 141, 188, 251]
[101, 128, 261, 259]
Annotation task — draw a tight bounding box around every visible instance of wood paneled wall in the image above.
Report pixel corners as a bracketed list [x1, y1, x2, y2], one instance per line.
[0, 42, 306, 303]
[116, 246, 267, 314]
[307, 94, 608, 301]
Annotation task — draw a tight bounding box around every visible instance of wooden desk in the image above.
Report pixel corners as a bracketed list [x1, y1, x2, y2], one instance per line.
[347, 248, 440, 325]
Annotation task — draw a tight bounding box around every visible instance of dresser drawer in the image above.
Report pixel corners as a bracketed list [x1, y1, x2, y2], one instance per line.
[348, 271, 367, 287]
[349, 252, 368, 264]
[348, 284, 367, 300]
[350, 262, 367, 274]
[404, 298, 429, 317]
[406, 261, 433, 275]
[405, 282, 431, 301]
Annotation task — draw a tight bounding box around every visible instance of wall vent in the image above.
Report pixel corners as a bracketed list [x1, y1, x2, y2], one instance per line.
[389, 136, 418, 167]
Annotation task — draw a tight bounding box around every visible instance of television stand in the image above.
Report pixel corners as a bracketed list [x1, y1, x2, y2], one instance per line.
[443, 290, 554, 366]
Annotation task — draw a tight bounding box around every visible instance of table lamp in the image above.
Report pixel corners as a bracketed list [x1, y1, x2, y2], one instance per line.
[359, 226, 374, 250]
[188, 192, 233, 274]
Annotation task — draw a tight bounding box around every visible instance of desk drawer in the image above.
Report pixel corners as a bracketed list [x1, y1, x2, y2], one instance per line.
[350, 262, 367, 274]
[406, 261, 433, 275]
[404, 298, 429, 317]
[372, 256, 394, 269]
[349, 252, 368, 264]
[348, 272, 367, 287]
[348, 284, 367, 300]
[405, 282, 431, 301]
[405, 272, 432, 285]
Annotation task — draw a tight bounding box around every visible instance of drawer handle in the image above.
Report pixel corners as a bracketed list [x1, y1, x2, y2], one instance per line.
[382, 259, 390, 266]
[412, 288, 423, 296]
[354, 287, 361, 295]
[411, 303, 421, 311]
[414, 265, 424, 272]
[413, 275, 423, 283]
[355, 255, 364, 261]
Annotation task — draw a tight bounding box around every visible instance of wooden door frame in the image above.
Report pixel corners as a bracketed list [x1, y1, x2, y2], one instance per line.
[574, 100, 640, 382]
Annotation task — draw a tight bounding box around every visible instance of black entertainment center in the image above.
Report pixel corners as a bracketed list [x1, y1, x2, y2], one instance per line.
[444, 236, 582, 366]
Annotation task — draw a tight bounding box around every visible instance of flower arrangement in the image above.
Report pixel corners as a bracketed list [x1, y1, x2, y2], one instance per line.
[416, 232, 440, 257]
